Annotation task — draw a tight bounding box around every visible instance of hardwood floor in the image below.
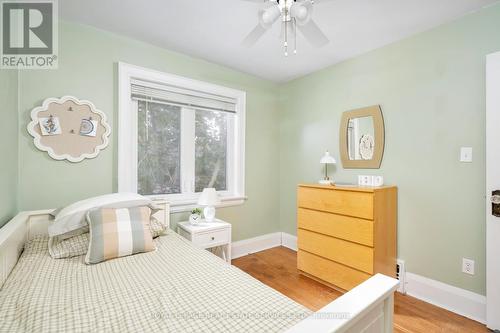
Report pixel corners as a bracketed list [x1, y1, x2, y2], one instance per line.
[232, 246, 488, 333]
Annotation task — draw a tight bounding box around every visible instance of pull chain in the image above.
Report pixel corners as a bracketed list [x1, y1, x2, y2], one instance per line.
[294, 17, 297, 54]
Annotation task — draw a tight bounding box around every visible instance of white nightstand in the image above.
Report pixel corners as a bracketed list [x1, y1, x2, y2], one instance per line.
[177, 219, 232, 263]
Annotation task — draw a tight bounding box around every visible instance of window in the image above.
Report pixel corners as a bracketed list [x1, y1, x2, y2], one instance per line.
[194, 109, 228, 192]
[119, 63, 246, 211]
[135, 99, 232, 196]
[137, 101, 181, 195]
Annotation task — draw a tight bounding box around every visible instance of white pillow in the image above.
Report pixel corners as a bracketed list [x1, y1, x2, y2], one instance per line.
[48, 193, 152, 239]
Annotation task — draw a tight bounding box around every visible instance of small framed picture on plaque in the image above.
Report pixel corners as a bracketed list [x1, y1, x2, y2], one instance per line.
[39, 116, 62, 136]
[79, 118, 98, 137]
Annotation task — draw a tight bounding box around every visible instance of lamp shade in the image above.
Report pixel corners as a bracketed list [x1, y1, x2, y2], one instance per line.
[197, 188, 221, 206]
[320, 151, 336, 164]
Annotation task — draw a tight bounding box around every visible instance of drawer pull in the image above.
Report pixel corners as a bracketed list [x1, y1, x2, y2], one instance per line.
[211, 236, 215, 240]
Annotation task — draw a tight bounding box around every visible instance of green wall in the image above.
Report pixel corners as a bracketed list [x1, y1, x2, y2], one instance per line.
[9, 4, 500, 295]
[17, 21, 281, 241]
[0, 70, 18, 227]
[278, 4, 500, 295]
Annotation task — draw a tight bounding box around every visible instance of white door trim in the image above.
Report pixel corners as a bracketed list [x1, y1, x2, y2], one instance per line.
[486, 51, 500, 330]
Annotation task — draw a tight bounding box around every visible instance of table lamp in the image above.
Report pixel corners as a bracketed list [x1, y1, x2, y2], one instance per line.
[197, 188, 221, 222]
[319, 151, 336, 185]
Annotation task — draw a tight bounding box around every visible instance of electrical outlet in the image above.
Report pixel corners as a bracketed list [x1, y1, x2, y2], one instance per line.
[462, 258, 475, 275]
[358, 175, 372, 186]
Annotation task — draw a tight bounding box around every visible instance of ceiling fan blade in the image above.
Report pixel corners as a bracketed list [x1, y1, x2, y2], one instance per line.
[242, 24, 268, 47]
[297, 19, 329, 47]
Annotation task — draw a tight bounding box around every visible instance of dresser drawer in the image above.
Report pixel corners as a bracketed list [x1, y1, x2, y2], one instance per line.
[298, 208, 374, 246]
[191, 229, 230, 248]
[298, 250, 371, 291]
[297, 229, 374, 274]
[298, 187, 374, 220]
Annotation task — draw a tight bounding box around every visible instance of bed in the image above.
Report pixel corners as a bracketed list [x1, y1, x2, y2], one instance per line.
[0, 201, 399, 333]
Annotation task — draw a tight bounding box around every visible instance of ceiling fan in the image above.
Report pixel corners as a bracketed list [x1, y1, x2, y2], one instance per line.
[242, 0, 330, 56]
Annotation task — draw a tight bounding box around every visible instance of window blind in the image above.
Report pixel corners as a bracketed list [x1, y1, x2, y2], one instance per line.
[131, 80, 237, 113]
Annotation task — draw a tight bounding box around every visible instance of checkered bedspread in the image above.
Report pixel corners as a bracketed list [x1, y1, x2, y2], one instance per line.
[0, 230, 310, 332]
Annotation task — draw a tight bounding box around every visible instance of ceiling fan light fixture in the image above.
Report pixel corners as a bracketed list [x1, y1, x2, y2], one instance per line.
[290, 3, 308, 22]
[259, 5, 281, 26]
[242, 0, 329, 52]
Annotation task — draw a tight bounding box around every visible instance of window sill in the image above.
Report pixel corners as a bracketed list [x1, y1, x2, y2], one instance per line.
[149, 195, 247, 213]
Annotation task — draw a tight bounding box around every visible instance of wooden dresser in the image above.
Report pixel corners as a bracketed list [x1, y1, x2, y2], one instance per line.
[297, 184, 397, 291]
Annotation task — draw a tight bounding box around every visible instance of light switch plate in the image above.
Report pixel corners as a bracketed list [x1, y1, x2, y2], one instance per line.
[460, 147, 473, 162]
[372, 176, 384, 187]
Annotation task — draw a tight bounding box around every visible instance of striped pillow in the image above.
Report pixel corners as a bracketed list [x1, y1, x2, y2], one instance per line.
[85, 206, 155, 264]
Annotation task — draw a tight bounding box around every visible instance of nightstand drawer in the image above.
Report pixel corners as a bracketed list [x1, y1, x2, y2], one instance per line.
[177, 220, 232, 263]
[192, 229, 230, 248]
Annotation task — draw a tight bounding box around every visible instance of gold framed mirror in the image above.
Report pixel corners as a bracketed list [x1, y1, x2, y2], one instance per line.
[339, 105, 385, 169]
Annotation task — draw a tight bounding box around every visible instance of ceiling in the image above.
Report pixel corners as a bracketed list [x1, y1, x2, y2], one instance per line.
[60, 0, 499, 82]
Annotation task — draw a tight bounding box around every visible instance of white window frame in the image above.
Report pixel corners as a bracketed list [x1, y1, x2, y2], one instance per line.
[118, 62, 246, 212]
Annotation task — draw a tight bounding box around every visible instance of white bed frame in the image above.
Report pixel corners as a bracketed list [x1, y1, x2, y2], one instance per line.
[0, 201, 398, 333]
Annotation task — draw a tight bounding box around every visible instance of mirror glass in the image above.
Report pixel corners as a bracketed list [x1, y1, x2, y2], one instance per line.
[340, 105, 384, 169]
[347, 116, 375, 160]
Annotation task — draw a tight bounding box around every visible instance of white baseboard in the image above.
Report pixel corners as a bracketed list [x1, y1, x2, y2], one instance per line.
[281, 232, 297, 251]
[405, 272, 486, 324]
[231, 232, 486, 324]
[231, 232, 282, 259]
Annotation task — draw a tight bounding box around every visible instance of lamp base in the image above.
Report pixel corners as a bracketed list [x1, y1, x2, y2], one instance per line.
[203, 206, 216, 222]
[319, 179, 334, 185]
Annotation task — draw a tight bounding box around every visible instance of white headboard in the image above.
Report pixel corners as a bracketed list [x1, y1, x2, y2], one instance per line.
[0, 199, 170, 289]
[151, 199, 171, 229]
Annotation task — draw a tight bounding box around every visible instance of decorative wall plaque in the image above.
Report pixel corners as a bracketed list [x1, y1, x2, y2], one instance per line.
[27, 96, 111, 163]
